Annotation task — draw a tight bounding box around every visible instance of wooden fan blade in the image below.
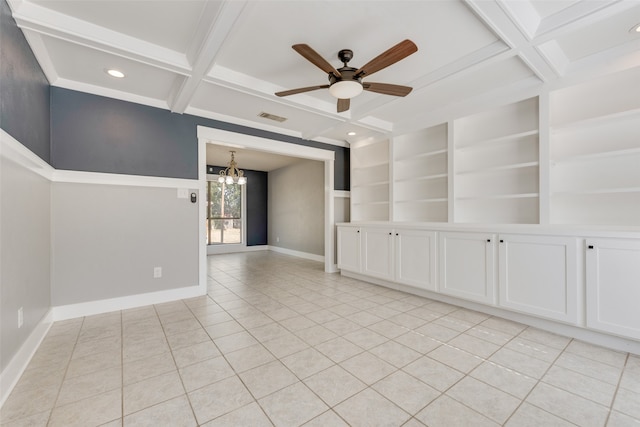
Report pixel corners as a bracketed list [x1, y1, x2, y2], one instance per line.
[355, 39, 417, 78]
[337, 98, 350, 113]
[292, 44, 342, 78]
[363, 82, 413, 97]
[275, 85, 329, 97]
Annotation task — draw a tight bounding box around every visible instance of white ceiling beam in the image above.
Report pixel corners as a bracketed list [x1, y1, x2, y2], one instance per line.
[534, 0, 631, 40]
[465, 0, 558, 82]
[10, 1, 190, 74]
[168, 1, 248, 114]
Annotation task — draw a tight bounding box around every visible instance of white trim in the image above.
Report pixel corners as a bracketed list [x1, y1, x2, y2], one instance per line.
[0, 129, 54, 180]
[334, 190, 351, 198]
[0, 309, 53, 408]
[52, 78, 171, 111]
[198, 126, 336, 273]
[198, 140, 208, 296]
[52, 285, 205, 321]
[198, 126, 335, 161]
[268, 246, 325, 263]
[207, 244, 268, 255]
[52, 169, 199, 189]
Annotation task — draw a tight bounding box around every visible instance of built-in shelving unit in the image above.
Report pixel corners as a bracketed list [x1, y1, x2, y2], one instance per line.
[350, 138, 390, 221]
[550, 67, 640, 226]
[453, 97, 540, 224]
[392, 124, 448, 222]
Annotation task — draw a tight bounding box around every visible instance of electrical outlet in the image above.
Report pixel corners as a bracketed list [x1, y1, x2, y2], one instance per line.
[153, 267, 162, 278]
[18, 307, 23, 328]
[276, 237, 280, 242]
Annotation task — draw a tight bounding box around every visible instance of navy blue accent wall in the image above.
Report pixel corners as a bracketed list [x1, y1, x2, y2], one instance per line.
[51, 88, 350, 189]
[208, 165, 268, 247]
[0, 0, 50, 162]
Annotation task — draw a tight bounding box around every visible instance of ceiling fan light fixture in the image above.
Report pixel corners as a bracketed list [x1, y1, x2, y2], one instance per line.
[329, 80, 363, 99]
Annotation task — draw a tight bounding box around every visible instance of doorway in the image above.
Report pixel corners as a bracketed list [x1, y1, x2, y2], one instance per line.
[196, 126, 336, 290]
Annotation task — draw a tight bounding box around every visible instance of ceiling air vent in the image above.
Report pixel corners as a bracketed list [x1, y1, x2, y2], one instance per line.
[258, 112, 287, 122]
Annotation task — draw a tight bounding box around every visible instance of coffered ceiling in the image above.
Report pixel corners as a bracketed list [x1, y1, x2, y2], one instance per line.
[7, 0, 640, 147]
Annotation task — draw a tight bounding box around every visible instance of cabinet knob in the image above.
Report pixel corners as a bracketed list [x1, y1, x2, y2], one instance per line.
[500, 239, 504, 243]
[396, 233, 399, 236]
[357, 230, 360, 233]
[389, 232, 392, 235]
[588, 245, 594, 249]
[486, 239, 491, 243]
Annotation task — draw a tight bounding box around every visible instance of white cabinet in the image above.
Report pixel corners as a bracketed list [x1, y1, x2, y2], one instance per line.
[498, 234, 578, 324]
[337, 225, 436, 290]
[395, 229, 437, 291]
[586, 238, 640, 340]
[439, 232, 496, 304]
[361, 227, 394, 281]
[337, 226, 361, 272]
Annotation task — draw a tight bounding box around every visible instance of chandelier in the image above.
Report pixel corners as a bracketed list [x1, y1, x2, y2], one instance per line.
[218, 151, 246, 185]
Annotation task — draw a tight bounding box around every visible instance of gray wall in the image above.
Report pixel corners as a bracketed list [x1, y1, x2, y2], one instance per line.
[0, 0, 52, 373]
[51, 183, 199, 306]
[268, 160, 324, 256]
[51, 87, 350, 190]
[0, 156, 52, 371]
[0, 0, 50, 163]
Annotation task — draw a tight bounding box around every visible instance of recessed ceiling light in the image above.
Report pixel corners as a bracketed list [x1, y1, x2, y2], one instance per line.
[347, 131, 357, 136]
[630, 23, 640, 34]
[105, 69, 125, 78]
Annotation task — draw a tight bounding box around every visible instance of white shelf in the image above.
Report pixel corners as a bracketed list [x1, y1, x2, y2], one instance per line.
[457, 161, 538, 176]
[396, 197, 448, 204]
[552, 147, 640, 164]
[354, 180, 389, 188]
[353, 201, 389, 206]
[552, 187, 640, 196]
[457, 193, 538, 201]
[551, 108, 640, 134]
[394, 173, 447, 183]
[456, 129, 538, 151]
[395, 148, 447, 162]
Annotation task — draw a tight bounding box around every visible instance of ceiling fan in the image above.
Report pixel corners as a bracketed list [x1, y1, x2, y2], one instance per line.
[275, 39, 418, 113]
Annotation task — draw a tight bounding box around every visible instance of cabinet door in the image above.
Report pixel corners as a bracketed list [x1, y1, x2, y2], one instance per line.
[361, 227, 394, 281]
[337, 227, 360, 272]
[439, 232, 496, 304]
[499, 234, 578, 324]
[395, 229, 436, 291]
[586, 238, 640, 340]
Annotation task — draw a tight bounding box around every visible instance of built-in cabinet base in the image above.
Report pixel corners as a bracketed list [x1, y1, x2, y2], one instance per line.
[338, 223, 640, 354]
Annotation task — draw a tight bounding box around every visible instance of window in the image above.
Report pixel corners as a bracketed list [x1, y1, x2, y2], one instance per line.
[206, 180, 243, 245]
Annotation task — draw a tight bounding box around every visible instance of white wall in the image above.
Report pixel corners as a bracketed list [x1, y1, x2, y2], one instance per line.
[51, 183, 199, 306]
[268, 160, 324, 256]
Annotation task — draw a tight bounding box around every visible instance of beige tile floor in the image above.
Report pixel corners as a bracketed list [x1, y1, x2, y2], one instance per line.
[2, 251, 639, 426]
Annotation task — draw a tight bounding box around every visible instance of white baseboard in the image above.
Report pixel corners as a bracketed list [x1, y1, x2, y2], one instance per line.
[268, 246, 325, 263]
[0, 309, 53, 408]
[53, 285, 205, 321]
[207, 244, 269, 255]
[341, 270, 640, 355]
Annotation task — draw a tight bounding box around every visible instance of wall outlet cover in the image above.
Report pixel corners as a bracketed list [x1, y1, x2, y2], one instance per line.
[177, 188, 188, 199]
[153, 267, 162, 278]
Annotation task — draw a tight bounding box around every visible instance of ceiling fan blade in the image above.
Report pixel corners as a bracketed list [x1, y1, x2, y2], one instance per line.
[275, 85, 329, 97]
[355, 39, 417, 78]
[363, 82, 413, 97]
[337, 98, 350, 113]
[292, 44, 342, 78]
